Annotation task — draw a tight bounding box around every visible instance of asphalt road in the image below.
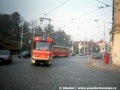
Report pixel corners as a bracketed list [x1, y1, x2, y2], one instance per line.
[0, 55, 120, 90]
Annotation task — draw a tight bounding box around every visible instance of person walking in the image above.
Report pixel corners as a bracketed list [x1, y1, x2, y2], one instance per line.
[104, 53, 109, 64]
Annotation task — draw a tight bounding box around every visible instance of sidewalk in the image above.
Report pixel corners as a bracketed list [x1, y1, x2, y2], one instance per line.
[86, 58, 120, 72]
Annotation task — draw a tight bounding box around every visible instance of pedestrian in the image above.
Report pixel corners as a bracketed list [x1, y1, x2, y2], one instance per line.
[104, 53, 109, 64]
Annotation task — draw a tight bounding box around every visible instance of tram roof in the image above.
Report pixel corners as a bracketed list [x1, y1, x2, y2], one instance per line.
[54, 45, 70, 49]
[33, 36, 54, 42]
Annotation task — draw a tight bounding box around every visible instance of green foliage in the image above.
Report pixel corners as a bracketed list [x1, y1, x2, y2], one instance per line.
[0, 12, 31, 50]
[51, 30, 71, 47]
[0, 11, 71, 50]
[0, 14, 11, 39]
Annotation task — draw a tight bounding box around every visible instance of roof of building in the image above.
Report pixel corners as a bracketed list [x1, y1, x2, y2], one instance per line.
[97, 39, 106, 45]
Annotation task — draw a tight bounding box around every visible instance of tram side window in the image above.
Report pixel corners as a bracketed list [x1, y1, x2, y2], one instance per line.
[64, 48, 66, 52]
[59, 47, 61, 51]
[66, 48, 69, 51]
[61, 48, 63, 52]
[62, 48, 64, 52]
[54, 47, 69, 52]
[54, 47, 59, 51]
[63, 48, 67, 52]
[54, 47, 57, 51]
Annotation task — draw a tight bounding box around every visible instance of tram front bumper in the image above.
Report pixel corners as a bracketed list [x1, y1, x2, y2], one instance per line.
[31, 57, 52, 64]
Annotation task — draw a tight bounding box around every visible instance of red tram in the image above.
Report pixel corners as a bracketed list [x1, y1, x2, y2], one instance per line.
[30, 36, 70, 65]
[31, 36, 54, 65]
[53, 45, 70, 57]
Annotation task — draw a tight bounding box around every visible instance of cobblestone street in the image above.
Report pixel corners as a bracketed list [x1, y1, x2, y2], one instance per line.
[0, 55, 120, 90]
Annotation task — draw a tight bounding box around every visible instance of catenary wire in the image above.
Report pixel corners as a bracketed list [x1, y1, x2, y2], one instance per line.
[45, 0, 69, 15]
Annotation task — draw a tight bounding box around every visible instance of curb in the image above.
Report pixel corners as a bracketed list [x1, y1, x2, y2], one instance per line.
[85, 63, 120, 73]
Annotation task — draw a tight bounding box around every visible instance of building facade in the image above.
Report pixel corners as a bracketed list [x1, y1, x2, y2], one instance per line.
[112, 0, 120, 66]
[97, 39, 106, 54]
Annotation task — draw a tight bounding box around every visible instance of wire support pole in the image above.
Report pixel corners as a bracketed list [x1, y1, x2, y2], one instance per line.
[40, 17, 51, 37]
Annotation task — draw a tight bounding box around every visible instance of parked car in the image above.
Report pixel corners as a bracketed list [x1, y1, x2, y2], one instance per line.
[87, 52, 91, 55]
[21, 51, 31, 58]
[92, 53, 102, 59]
[0, 50, 13, 64]
[70, 52, 76, 56]
[79, 53, 84, 56]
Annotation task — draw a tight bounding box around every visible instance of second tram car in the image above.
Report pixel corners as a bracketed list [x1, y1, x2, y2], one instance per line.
[53, 45, 70, 57]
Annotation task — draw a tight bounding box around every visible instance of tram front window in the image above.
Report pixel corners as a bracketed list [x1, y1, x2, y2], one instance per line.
[34, 41, 52, 50]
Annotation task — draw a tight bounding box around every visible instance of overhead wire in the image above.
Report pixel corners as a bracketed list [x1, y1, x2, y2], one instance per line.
[64, 6, 108, 27]
[63, 8, 99, 26]
[62, 10, 112, 30]
[56, 10, 112, 30]
[0, 2, 72, 22]
[40, 0, 70, 31]
[1, 0, 112, 32]
[96, 0, 110, 6]
[45, 0, 69, 15]
[77, 11, 112, 27]
[45, 0, 112, 40]
[64, 2, 112, 28]
[82, 0, 98, 8]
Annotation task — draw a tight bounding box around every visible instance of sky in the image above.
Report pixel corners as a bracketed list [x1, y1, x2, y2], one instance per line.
[0, 0, 113, 42]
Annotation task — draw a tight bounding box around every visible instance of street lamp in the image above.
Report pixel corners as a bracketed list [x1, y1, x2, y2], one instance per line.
[78, 42, 83, 54]
[84, 38, 88, 54]
[90, 40, 93, 56]
[95, 19, 105, 42]
[69, 38, 74, 53]
[20, 25, 23, 58]
[72, 40, 74, 52]
[95, 19, 106, 52]
[20, 25, 30, 58]
[84, 38, 86, 54]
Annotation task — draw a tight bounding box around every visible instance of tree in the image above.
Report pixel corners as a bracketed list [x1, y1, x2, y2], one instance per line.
[0, 14, 11, 39]
[34, 26, 43, 36]
[44, 25, 54, 37]
[53, 30, 70, 47]
[0, 12, 32, 49]
[30, 20, 37, 37]
[22, 21, 31, 43]
[43, 25, 71, 47]
[87, 39, 98, 53]
[10, 12, 21, 38]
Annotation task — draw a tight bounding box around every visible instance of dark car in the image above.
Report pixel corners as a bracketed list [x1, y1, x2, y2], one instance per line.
[21, 51, 31, 58]
[0, 50, 13, 63]
[70, 52, 76, 56]
[93, 53, 102, 59]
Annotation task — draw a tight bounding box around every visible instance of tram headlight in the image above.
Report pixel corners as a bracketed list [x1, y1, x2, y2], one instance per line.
[47, 56, 50, 58]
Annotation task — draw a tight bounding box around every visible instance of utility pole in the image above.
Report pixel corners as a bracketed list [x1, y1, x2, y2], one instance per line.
[20, 25, 23, 58]
[91, 40, 93, 57]
[84, 39, 86, 54]
[19, 25, 30, 58]
[40, 17, 51, 37]
[95, 19, 106, 53]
